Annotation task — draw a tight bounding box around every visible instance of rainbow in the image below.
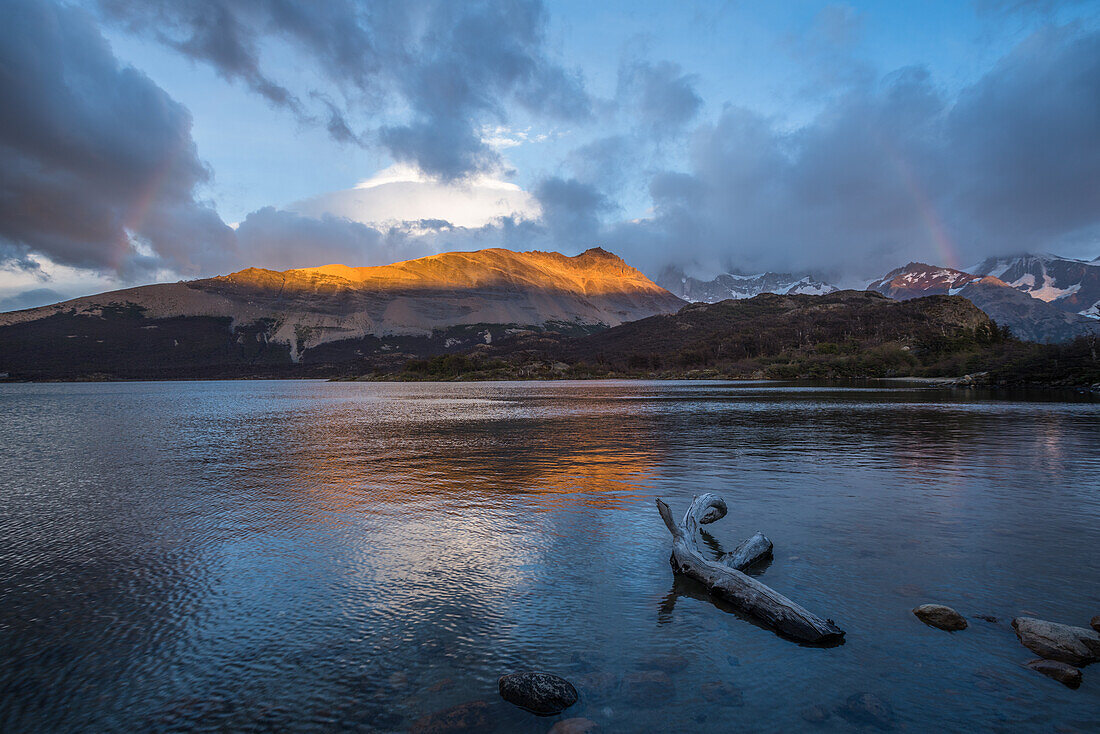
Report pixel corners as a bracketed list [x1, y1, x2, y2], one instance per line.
[875, 132, 962, 270]
[113, 133, 190, 270]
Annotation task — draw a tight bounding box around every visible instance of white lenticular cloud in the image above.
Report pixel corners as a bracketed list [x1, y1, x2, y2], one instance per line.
[287, 164, 541, 230]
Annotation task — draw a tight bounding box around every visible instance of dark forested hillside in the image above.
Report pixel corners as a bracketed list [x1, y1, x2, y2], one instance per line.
[367, 291, 1099, 387]
[4, 289, 1097, 387]
[471, 291, 1005, 378]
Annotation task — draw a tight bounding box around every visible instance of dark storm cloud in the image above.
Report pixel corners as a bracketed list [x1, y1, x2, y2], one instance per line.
[0, 0, 235, 276]
[97, 0, 591, 180]
[526, 50, 705, 244]
[946, 26, 1100, 245]
[312, 94, 364, 146]
[617, 58, 703, 134]
[600, 25, 1100, 280]
[566, 136, 640, 193]
[533, 177, 614, 248]
[234, 207, 387, 270]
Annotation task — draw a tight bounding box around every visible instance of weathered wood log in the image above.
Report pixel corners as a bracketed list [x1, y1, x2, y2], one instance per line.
[656, 494, 844, 644]
[721, 531, 773, 570]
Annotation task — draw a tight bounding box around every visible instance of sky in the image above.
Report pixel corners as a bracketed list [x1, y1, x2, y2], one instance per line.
[1, 0, 1098, 309]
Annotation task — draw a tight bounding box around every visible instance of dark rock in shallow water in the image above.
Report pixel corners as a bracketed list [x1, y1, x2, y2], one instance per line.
[1012, 617, 1100, 667]
[1092, 615, 1100, 633]
[409, 700, 490, 734]
[574, 672, 620, 700]
[801, 704, 831, 724]
[913, 604, 968, 631]
[567, 652, 595, 673]
[498, 672, 578, 715]
[1025, 659, 1083, 689]
[549, 718, 600, 734]
[975, 614, 999, 624]
[641, 652, 690, 673]
[699, 681, 744, 706]
[426, 677, 455, 693]
[837, 693, 895, 730]
[621, 670, 672, 707]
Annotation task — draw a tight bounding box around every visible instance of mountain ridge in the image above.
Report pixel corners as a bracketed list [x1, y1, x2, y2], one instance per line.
[967, 253, 1100, 317]
[658, 266, 838, 302]
[867, 261, 1099, 343]
[0, 247, 685, 361]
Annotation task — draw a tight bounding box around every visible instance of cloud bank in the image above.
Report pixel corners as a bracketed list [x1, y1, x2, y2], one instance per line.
[2, 1, 1099, 297]
[0, 0, 235, 278]
[96, 0, 590, 180]
[597, 25, 1100, 279]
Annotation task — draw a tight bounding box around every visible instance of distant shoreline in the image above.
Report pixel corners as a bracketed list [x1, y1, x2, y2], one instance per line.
[5, 374, 1097, 395]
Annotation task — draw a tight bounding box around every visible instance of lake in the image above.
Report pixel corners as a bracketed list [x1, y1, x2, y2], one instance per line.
[1, 380, 1098, 732]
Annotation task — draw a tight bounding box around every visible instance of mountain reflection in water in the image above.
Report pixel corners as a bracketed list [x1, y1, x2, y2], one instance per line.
[0, 380, 1097, 732]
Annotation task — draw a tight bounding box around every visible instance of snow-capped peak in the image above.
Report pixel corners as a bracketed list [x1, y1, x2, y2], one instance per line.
[968, 253, 1100, 317]
[657, 267, 839, 302]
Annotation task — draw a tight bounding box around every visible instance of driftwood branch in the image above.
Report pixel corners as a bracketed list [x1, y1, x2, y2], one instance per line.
[656, 494, 844, 644]
[721, 531, 773, 570]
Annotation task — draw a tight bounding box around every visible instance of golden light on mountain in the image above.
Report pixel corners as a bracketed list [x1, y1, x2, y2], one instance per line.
[225, 247, 672, 297]
[0, 248, 685, 360]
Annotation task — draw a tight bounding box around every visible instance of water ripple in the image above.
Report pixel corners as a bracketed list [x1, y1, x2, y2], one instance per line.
[0, 380, 1097, 732]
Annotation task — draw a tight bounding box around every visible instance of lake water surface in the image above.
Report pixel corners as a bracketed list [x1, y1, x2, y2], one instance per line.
[1, 380, 1098, 733]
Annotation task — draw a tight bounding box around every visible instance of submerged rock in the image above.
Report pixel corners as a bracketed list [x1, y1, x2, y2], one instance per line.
[640, 652, 689, 673]
[426, 678, 455, 693]
[913, 604, 968, 631]
[1012, 617, 1100, 667]
[800, 704, 831, 724]
[621, 670, 672, 707]
[567, 652, 596, 673]
[836, 693, 895, 731]
[409, 700, 490, 734]
[574, 671, 620, 701]
[699, 681, 744, 706]
[549, 718, 600, 734]
[1025, 659, 1083, 689]
[975, 614, 999, 624]
[498, 672, 578, 716]
[386, 671, 411, 690]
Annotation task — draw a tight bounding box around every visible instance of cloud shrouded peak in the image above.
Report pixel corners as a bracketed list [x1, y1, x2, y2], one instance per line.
[96, 0, 591, 181]
[599, 24, 1100, 281]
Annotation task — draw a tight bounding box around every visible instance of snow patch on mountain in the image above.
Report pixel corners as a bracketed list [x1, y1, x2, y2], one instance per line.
[968, 253, 1100, 317]
[868, 260, 1100, 343]
[657, 267, 838, 302]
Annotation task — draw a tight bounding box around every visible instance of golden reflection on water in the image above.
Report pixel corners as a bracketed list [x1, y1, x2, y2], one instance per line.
[280, 398, 661, 527]
[3, 381, 1100, 733]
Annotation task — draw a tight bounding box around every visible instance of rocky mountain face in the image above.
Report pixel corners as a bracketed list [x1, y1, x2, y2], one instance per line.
[0, 248, 685, 378]
[967, 253, 1100, 318]
[657, 266, 837, 302]
[949, 280, 1099, 344]
[867, 262, 986, 299]
[868, 262, 1099, 343]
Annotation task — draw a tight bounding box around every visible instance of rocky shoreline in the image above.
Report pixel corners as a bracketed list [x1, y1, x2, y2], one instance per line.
[408, 604, 1099, 732]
